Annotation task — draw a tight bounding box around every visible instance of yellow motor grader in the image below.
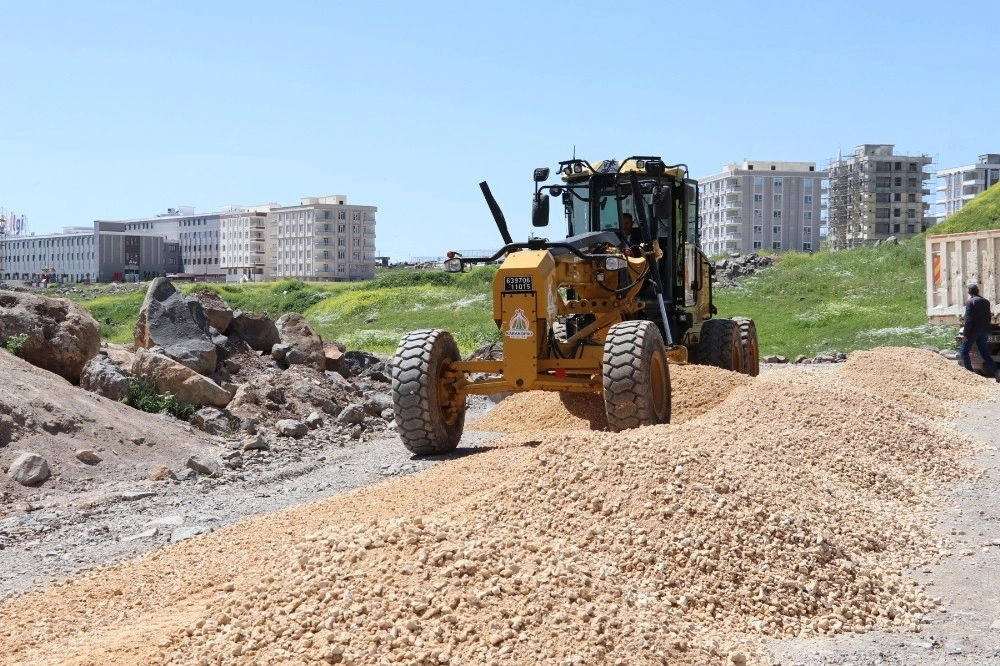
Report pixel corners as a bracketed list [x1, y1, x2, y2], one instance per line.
[391, 156, 759, 455]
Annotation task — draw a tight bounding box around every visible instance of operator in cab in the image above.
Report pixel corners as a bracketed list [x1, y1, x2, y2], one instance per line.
[621, 213, 644, 255]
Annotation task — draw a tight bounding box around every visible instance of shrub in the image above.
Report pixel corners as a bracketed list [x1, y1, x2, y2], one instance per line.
[120, 377, 197, 421]
[3, 333, 30, 356]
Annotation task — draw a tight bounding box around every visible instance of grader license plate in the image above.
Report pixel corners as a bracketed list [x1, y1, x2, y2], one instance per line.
[503, 276, 533, 292]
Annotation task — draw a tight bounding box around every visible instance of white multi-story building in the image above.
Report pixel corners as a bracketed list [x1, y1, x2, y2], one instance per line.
[219, 205, 273, 282]
[935, 154, 1000, 222]
[268, 195, 377, 281]
[697, 160, 827, 256]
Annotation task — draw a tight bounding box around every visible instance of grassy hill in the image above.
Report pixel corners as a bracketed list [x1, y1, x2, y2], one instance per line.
[70, 240, 954, 360]
[75, 183, 1000, 359]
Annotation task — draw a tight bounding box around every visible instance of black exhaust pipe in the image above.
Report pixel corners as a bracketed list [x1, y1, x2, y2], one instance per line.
[479, 181, 514, 246]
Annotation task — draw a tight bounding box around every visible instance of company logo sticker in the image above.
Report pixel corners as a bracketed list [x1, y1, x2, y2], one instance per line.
[505, 308, 533, 339]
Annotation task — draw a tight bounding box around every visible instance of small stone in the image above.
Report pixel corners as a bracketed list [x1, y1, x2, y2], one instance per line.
[75, 449, 103, 465]
[306, 412, 324, 429]
[186, 456, 221, 478]
[275, 419, 308, 438]
[122, 528, 158, 543]
[121, 491, 156, 501]
[149, 465, 175, 482]
[170, 526, 212, 543]
[242, 435, 269, 451]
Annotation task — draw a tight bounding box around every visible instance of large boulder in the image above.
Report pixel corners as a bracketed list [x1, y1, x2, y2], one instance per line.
[0, 290, 100, 383]
[132, 348, 233, 408]
[133, 278, 217, 376]
[7, 452, 51, 486]
[190, 289, 234, 333]
[276, 313, 325, 371]
[228, 311, 280, 353]
[79, 353, 130, 401]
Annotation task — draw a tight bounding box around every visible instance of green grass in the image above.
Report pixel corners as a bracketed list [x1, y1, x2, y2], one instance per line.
[924, 180, 1000, 236]
[714, 243, 955, 358]
[66, 246, 960, 359]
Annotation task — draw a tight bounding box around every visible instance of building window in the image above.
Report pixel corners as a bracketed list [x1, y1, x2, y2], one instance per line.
[804, 195, 813, 205]
[772, 241, 781, 250]
[906, 209, 917, 219]
[754, 176, 763, 188]
[753, 241, 762, 249]
[894, 193, 902, 202]
[753, 225, 763, 234]
[753, 193, 763, 203]
[803, 226, 812, 235]
[773, 210, 781, 219]
[804, 179, 813, 190]
[908, 178, 917, 187]
[773, 178, 782, 189]
[803, 243, 811, 251]
[876, 193, 891, 203]
[893, 208, 901, 218]
[772, 225, 782, 235]
[804, 211, 813, 221]
[753, 209, 762, 219]
[907, 193, 916, 203]
[875, 208, 890, 219]
[773, 194, 782, 206]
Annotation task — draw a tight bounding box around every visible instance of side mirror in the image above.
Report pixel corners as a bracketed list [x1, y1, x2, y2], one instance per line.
[646, 160, 665, 177]
[653, 187, 673, 220]
[532, 192, 550, 227]
[533, 167, 550, 182]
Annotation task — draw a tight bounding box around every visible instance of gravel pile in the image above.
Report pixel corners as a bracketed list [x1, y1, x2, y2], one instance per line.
[0, 347, 990, 666]
[470, 364, 752, 432]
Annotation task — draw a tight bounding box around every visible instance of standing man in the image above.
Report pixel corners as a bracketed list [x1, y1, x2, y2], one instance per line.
[960, 283, 1000, 382]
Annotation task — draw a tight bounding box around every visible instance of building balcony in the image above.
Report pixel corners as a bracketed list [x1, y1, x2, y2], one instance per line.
[250, 223, 266, 231]
[724, 187, 741, 197]
[725, 224, 741, 234]
[725, 201, 742, 212]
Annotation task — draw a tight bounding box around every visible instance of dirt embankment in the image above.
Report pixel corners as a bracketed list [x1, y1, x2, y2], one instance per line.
[0, 348, 994, 666]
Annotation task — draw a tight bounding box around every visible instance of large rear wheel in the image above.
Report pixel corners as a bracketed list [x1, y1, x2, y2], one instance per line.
[602, 320, 671, 432]
[391, 329, 465, 455]
[698, 318, 744, 372]
[732, 316, 760, 377]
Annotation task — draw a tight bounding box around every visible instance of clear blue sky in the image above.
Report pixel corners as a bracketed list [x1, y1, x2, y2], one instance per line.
[1, 1, 996, 261]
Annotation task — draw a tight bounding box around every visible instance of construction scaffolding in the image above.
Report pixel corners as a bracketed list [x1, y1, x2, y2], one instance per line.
[825, 145, 933, 250]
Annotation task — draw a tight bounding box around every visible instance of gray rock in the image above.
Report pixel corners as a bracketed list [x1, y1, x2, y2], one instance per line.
[170, 526, 212, 543]
[224, 358, 243, 374]
[276, 419, 308, 438]
[276, 313, 325, 371]
[186, 456, 221, 478]
[337, 403, 367, 425]
[228, 311, 280, 353]
[211, 330, 242, 361]
[242, 435, 269, 451]
[122, 528, 158, 543]
[75, 449, 103, 465]
[945, 639, 965, 654]
[363, 393, 392, 417]
[79, 354, 130, 401]
[191, 407, 232, 435]
[120, 491, 156, 501]
[175, 469, 198, 481]
[306, 412, 324, 429]
[189, 289, 234, 333]
[350, 424, 364, 440]
[271, 343, 292, 361]
[223, 453, 243, 470]
[7, 452, 50, 486]
[133, 278, 217, 375]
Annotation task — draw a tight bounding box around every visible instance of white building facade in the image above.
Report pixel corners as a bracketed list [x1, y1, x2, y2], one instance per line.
[935, 154, 1000, 221]
[697, 160, 827, 256]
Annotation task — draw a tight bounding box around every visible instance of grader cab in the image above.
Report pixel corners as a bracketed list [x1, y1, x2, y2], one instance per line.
[391, 156, 759, 455]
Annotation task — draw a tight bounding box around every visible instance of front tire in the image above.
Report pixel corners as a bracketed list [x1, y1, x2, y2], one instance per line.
[391, 329, 465, 455]
[732, 316, 760, 377]
[698, 318, 744, 372]
[602, 321, 671, 432]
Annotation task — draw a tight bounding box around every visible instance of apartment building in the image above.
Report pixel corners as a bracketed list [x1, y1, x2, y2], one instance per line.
[219, 206, 272, 282]
[935, 154, 1000, 221]
[697, 160, 827, 256]
[826, 144, 932, 249]
[268, 195, 377, 282]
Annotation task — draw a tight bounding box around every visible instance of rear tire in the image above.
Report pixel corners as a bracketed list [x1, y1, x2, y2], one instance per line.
[391, 329, 465, 455]
[602, 321, 671, 432]
[732, 316, 760, 377]
[698, 318, 744, 372]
